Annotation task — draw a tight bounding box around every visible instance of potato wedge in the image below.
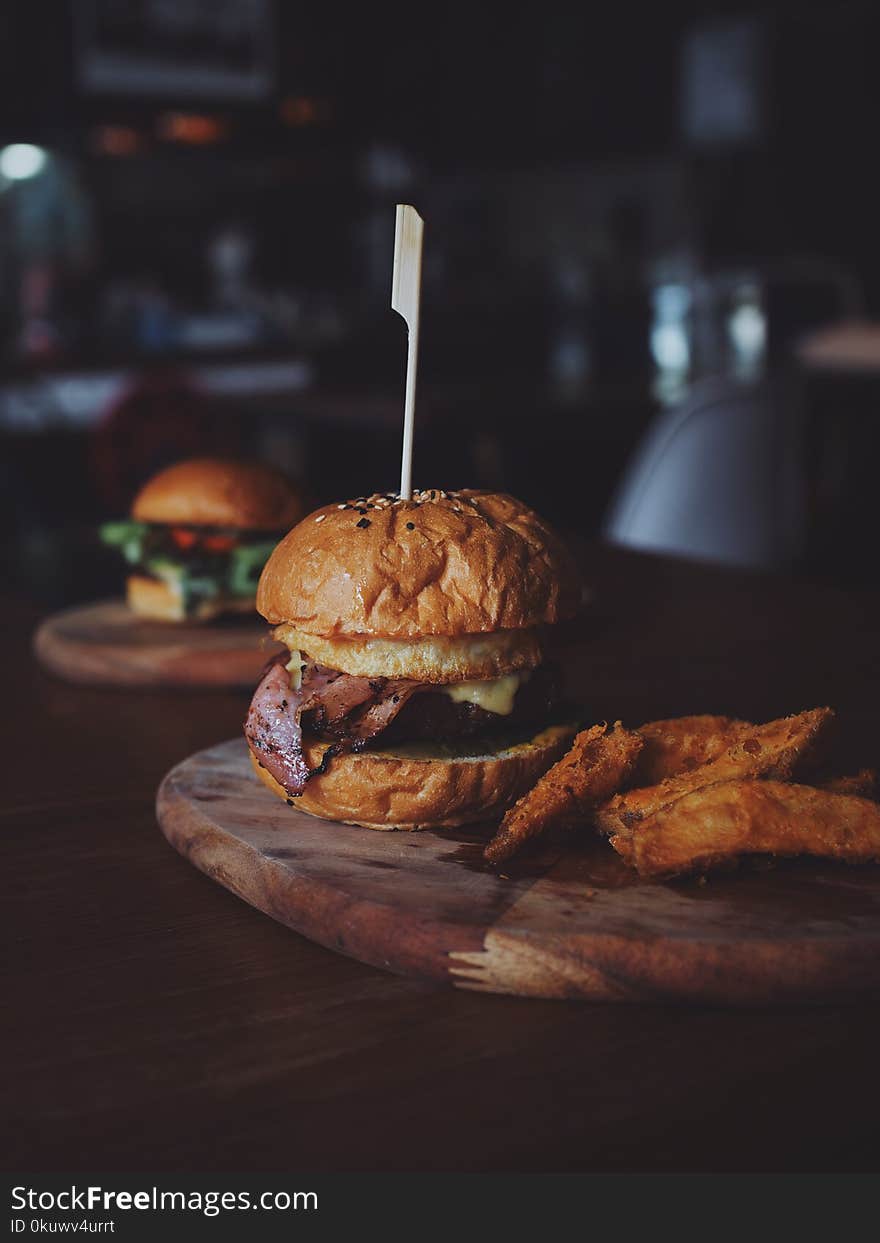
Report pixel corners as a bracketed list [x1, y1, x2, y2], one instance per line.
[484, 723, 643, 865]
[820, 770, 876, 799]
[634, 714, 753, 785]
[610, 778, 880, 878]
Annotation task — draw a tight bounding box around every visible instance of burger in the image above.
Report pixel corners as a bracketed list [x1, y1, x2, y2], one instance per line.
[100, 457, 305, 622]
[244, 488, 582, 830]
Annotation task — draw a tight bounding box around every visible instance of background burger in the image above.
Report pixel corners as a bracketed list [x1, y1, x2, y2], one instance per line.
[244, 488, 582, 829]
[100, 457, 305, 622]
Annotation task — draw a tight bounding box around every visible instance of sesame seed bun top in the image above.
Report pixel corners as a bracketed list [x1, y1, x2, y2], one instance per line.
[256, 489, 581, 639]
[131, 458, 305, 531]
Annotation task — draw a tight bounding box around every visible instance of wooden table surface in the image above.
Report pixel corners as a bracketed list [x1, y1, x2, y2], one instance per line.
[5, 544, 880, 1173]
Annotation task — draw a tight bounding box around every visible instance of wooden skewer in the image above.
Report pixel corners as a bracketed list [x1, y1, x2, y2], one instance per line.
[391, 204, 424, 501]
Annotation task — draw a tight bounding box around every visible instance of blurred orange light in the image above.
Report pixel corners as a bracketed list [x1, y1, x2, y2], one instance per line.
[95, 125, 140, 156]
[158, 113, 226, 145]
[281, 97, 322, 126]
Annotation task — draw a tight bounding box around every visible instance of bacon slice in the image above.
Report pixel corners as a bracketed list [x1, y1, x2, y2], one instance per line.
[342, 680, 425, 743]
[245, 656, 432, 796]
[300, 661, 377, 731]
[245, 658, 312, 796]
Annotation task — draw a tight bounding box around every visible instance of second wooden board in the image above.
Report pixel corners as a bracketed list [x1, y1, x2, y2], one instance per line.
[34, 600, 281, 688]
[156, 738, 880, 1004]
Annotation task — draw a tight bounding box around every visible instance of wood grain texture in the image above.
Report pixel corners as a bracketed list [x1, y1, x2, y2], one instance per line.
[34, 599, 282, 688]
[158, 738, 880, 1004]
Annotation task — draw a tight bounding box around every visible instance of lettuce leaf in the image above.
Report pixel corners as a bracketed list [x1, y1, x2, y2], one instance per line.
[99, 520, 150, 565]
[227, 541, 277, 597]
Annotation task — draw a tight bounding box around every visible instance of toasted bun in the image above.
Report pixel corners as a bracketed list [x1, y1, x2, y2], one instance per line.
[257, 489, 581, 639]
[127, 575, 188, 621]
[127, 575, 255, 623]
[248, 723, 577, 829]
[132, 458, 305, 531]
[271, 624, 543, 682]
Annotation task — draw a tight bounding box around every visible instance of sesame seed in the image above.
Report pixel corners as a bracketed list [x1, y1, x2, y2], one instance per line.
[406, 521, 415, 530]
[356, 517, 371, 529]
[315, 514, 326, 523]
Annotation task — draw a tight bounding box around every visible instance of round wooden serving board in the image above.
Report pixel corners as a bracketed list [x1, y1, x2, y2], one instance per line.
[34, 600, 281, 688]
[157, 739, 880, 1004]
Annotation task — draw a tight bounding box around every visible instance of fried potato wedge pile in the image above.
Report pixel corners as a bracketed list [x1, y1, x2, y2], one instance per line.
[595, 707, 834, 838]
[483, 704, 880, 880]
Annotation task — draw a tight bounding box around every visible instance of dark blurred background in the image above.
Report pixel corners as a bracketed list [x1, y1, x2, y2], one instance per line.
[2, 0, 880, 606]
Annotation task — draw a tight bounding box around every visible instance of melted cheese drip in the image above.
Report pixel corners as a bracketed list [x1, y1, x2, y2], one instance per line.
[285, 649, 303, 691]
[441, 671, 525, 716]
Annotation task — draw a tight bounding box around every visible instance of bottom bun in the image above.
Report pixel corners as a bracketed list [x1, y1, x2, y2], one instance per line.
[248, 723, 577, 830]
[127, 575, 255, 623]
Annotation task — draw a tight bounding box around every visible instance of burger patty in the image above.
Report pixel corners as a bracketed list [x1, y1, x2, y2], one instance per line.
[244, 651, 560, 798]
[372, 665, 560, 744]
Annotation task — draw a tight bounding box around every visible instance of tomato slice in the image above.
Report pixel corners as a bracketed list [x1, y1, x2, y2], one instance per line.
[201, 533, 237, 553]
[170, 527, 198, 550]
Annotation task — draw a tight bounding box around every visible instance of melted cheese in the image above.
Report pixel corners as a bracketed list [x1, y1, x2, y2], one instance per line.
[285, 649, 303, 691]
[441, 671, 526, 716]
